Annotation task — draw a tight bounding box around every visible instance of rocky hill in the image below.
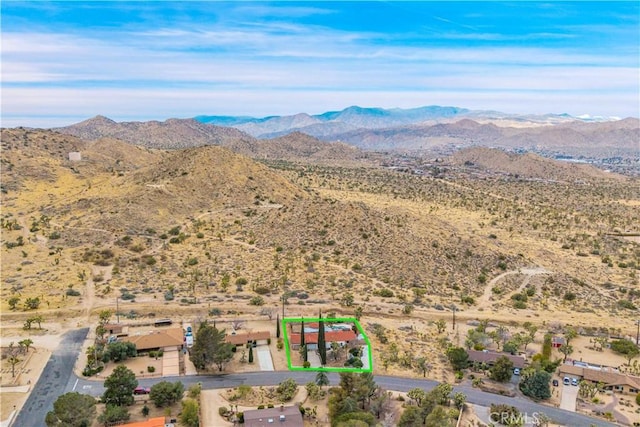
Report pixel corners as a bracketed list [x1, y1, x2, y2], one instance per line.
[56, 116, 255, 149]
[447, 147, 623, 182]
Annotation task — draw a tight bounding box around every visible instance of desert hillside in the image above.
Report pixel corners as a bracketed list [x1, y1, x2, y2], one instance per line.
[1, 128, 639, 359]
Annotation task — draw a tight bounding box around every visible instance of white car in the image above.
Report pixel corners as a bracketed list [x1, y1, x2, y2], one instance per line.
[513, 368, 520, 375]
[563, 377, 570, 385]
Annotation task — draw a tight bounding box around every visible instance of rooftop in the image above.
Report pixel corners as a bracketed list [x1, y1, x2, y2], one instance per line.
[121, 327, 183, 351]
[244, 405, 303, 427]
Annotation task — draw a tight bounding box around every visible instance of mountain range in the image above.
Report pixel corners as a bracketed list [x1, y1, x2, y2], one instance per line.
[55, 105, 639, 169]
[195, 105, 625, 139]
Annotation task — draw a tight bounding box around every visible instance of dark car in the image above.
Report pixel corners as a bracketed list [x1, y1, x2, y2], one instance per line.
[552, 379, 559, 387]
[133, 386, 151, 395]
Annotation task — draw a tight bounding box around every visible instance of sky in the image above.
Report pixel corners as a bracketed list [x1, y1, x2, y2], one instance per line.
[1, 1, 639, 127]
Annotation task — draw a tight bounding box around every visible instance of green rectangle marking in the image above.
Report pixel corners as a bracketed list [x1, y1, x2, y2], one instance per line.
[281, 316, 372, 373]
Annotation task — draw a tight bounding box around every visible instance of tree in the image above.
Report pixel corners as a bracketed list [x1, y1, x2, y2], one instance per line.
[415, 357, 432, 378]
[8, 355, 21, 378]
[341, 292, 354, 307]
[354, 305, 364, 320]
[453, 392, 466, 409]
[32, 314, 44, 329]
[102, 365, 137, 407]
[8, 296, 20, 310]
[331, 341, 341, 361]
[425, 406, 451, 427]
[490, 356, 514, 383]
[610, 339, 640, 364]
[318, 311, 327, 365]
[446, 347, 469, 371]
[398, 405, 423, 427]
[19, 338, 33, 354]
[431, 383, 453, 406]
[558, 343, 574, 362]
[180, 398, 200, 427]
[300, 319, 306, 348]
[190, 321, 234, 371]
[407, 388, 426, 406]
[519, 370, 551, 400]
[276, 314, 281, 339]
[149, 381, 184, 407]
[104, 342, 137, 362]
[578, 380, 599, 399]
[541, 333, 552, 361]
[315, 371, 329, 389]
[45, 392, 96, 427]
[564, 327, 578, 346]
[98, 405, 130, 425]
[25, 297, 41, 310]
[435, 319, 446, 334]
[248, 346, 254, 363]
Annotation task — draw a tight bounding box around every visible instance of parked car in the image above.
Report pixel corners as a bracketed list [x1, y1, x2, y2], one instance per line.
[513, 368, 520, 375]
[563, 377, 570, 385]
[133, 386, 151, 395]
[571, 378, 579, 386]
[552, 379, 559, 387]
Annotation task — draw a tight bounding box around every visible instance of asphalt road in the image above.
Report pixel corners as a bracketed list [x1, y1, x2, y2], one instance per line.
[75, 372, 616, 427]
[13, 328, 89, 427]
[20, 328, 615, 427]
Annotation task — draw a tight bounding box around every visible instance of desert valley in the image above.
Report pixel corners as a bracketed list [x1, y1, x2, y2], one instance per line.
[1, 107, 639, 427]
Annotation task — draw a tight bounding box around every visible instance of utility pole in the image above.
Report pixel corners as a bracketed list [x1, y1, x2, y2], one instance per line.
[452, 304, 456, 331]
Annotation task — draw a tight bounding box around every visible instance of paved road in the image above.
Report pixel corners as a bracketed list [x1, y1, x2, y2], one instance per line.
[13, 328, 89, 427]
[74, 372, 615, 427]
[19, 327, 615, 427]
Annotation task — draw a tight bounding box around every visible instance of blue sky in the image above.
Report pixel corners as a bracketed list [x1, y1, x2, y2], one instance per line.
[1, 1, 638, 127]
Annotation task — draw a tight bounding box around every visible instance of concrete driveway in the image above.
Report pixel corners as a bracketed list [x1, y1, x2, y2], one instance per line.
[256, 346, 274, 371]
[560, 382, 579, 411]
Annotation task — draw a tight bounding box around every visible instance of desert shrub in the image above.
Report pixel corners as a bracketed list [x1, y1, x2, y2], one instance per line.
[66, 288, 81, 296]
[249, 296, 264, 306]
[147, 366, 155, 373]
[218, 407, 228, 417]
[164, 291, 174, 301]
[254, 286, 270, 295]
[617, 299, 637, 310]
[276, 378, 297, 401]
[376, 288, 394, 298]
[563, 292, 576, 301]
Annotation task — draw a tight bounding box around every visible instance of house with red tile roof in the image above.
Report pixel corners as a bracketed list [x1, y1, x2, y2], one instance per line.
[117, 417, 168, 427]
[289, 329, 357, 350]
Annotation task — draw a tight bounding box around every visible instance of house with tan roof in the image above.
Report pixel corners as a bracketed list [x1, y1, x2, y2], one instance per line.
[558, 364, 640, 394]
[243, 405, 303, 427]
[467, 350, 526, 369]
[226, 331, 271, 346]
[121, 327, 184, 353]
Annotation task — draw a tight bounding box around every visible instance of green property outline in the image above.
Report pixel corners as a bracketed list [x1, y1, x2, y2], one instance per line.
[281, 317, 373, 373]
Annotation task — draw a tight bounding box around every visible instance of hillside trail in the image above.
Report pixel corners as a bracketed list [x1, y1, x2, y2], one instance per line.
[476, 267, 552, 308]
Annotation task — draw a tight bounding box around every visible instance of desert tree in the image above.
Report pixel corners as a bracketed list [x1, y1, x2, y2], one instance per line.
[315, 371, 329, 389]
[415, 357, 432, 378]
[45, 392, 96, 427]
[102, 365, 137, 407]
[558, 344, 574, 362]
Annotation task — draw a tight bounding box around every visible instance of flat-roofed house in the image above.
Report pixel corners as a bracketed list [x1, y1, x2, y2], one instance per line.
[243, 405, 303, 427]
